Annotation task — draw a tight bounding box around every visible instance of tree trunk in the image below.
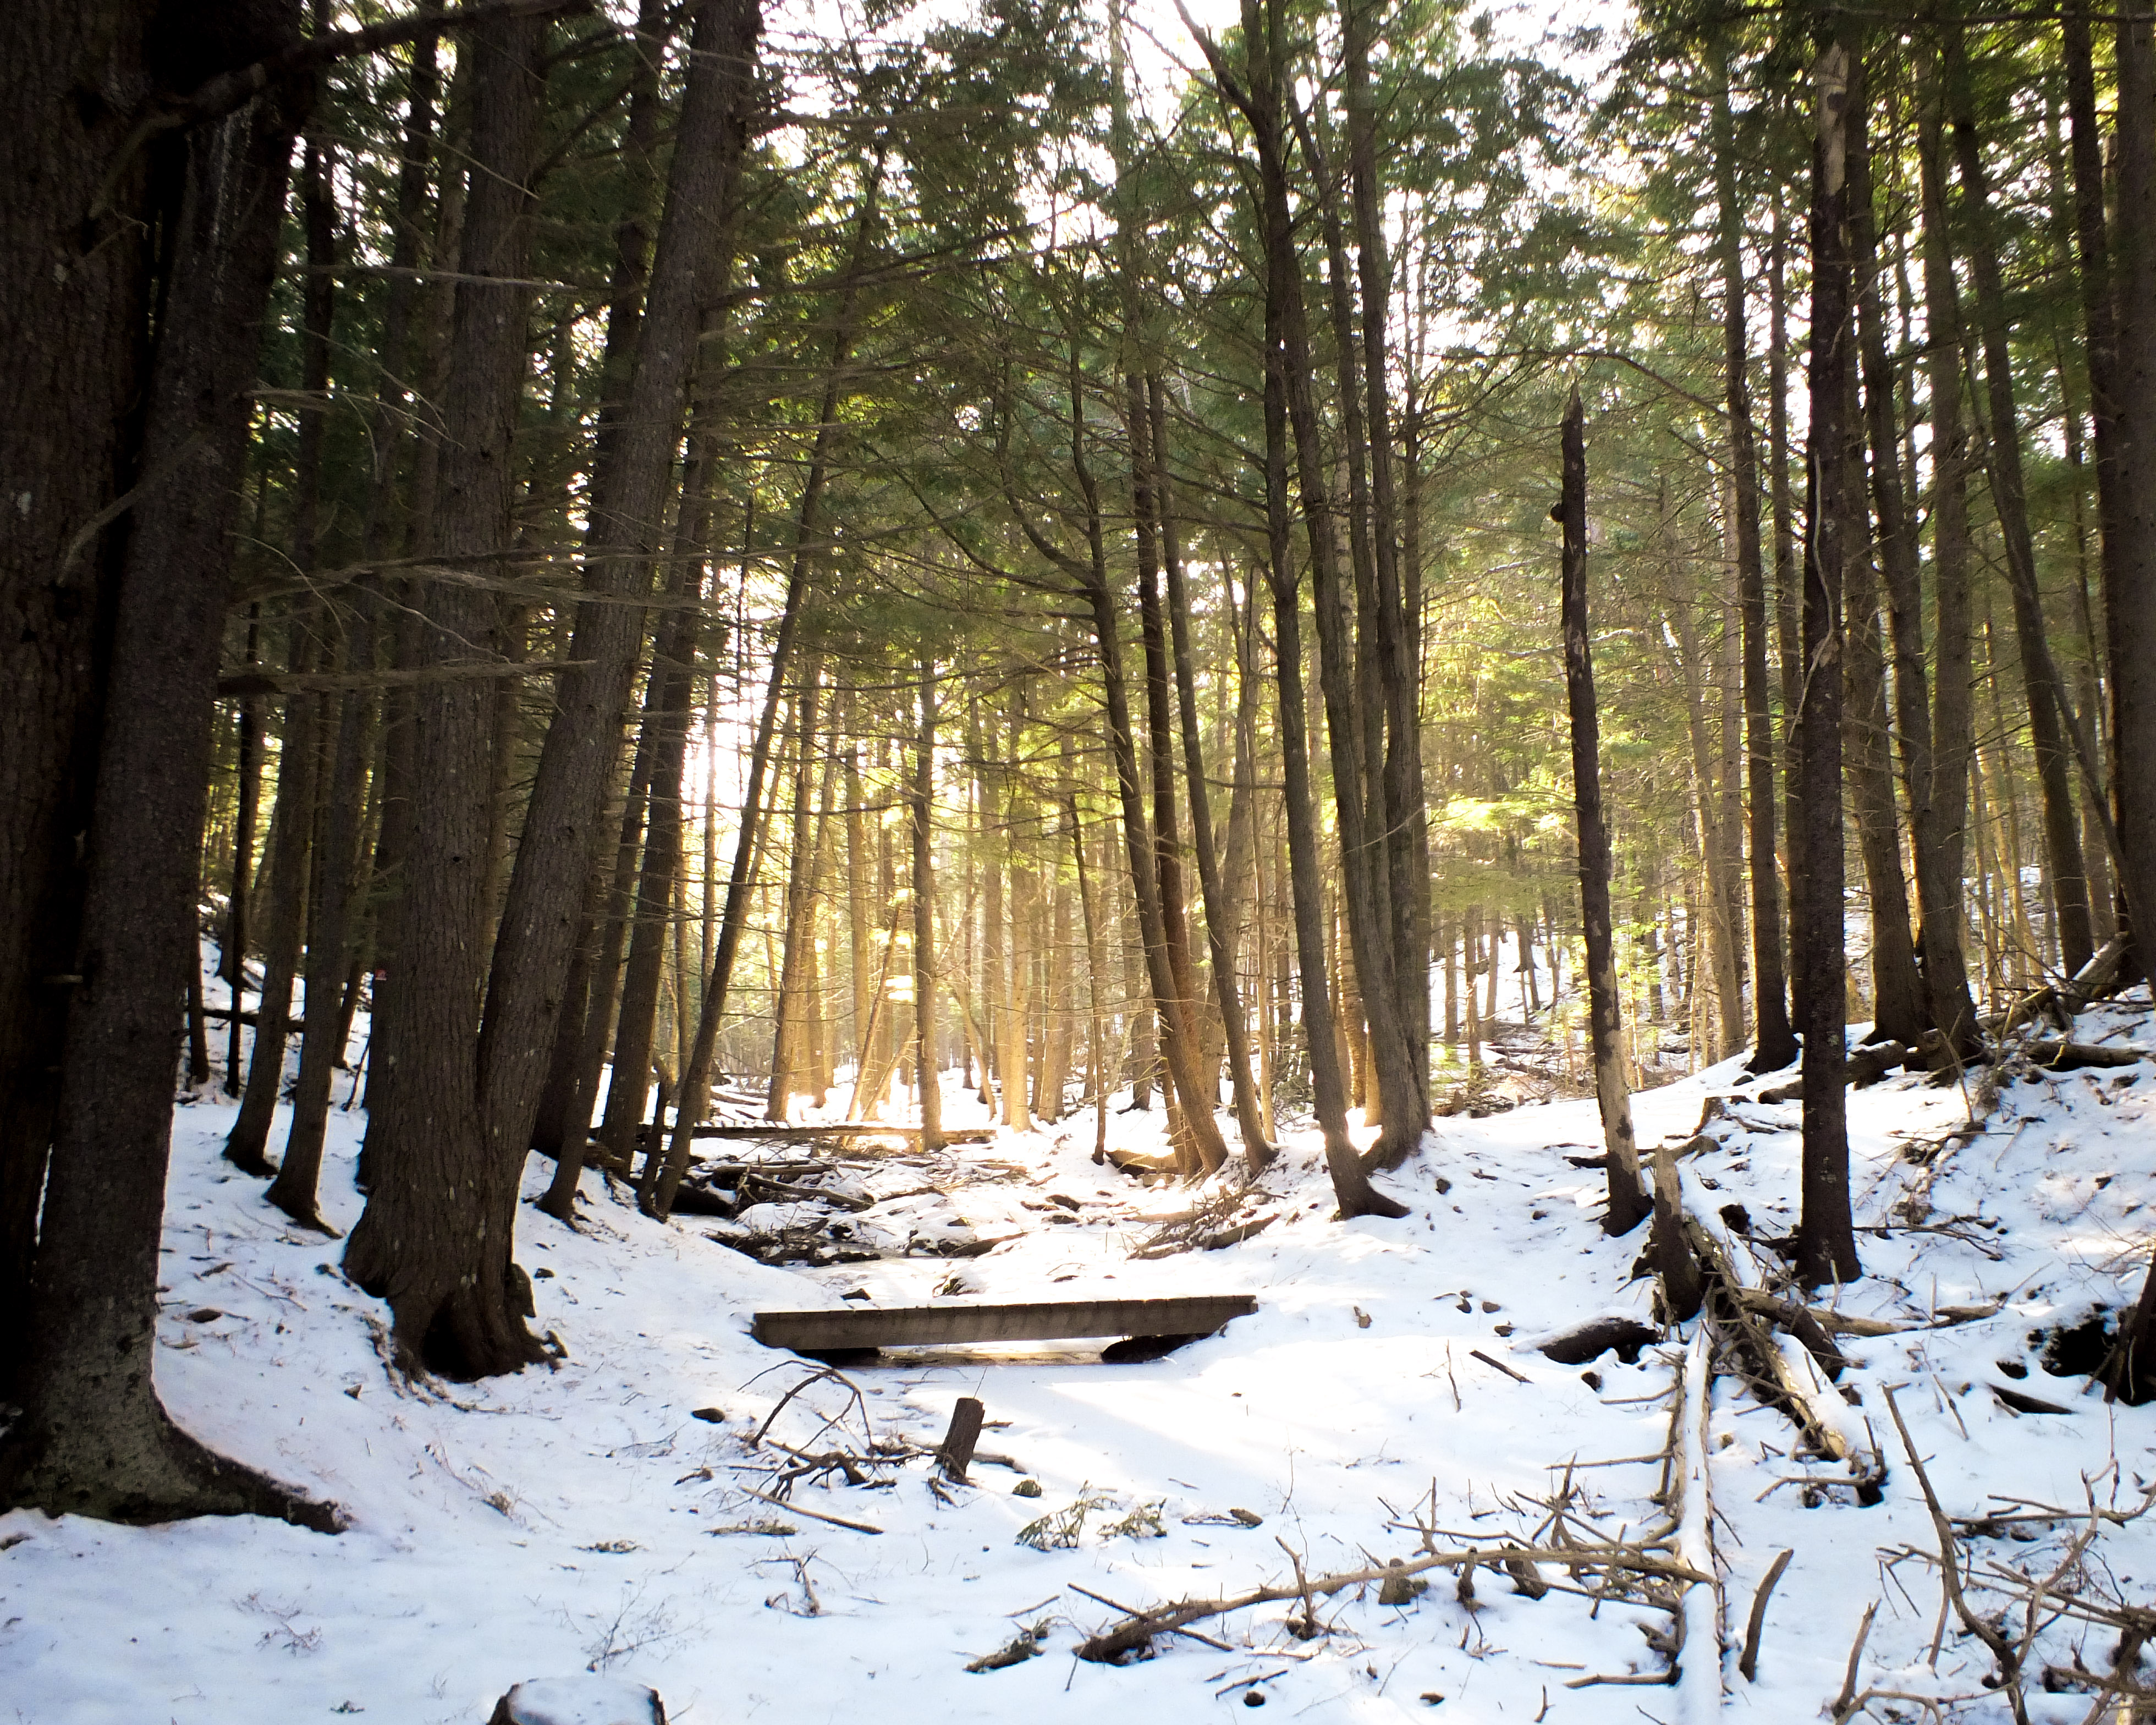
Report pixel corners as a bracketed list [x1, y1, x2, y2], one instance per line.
[1659, 500, 1742, 1063]
[1893, 48, 1982, 1066]
[0, 3, 164, 1400]
[1714, 59, 1795, 1071]
[847, 743, 877, 1095]
[2099, 4, 2156, 1404]
[534, 732, 646, 1215]
[1560, 392, 1652, 1237]
[1060, 364, 1231, 1177]
[911, 666, 944, 1151]
[1837, 73, 1928, 1050]
[648, 158, 883, 1220]
[1153, 381, 1275, 1172]
[343, 9, 552, 1378]
[2062, 6, 2129, 881]
[999, 702, 1035, 1131]
[481, 0, 762, 1196]
[602, 455, 722, 1161]
[1070, 798, 1113, 1162]
[2, 14, 333, 1524]
[1843, 546, 1926, 1044]
[1949, 54, 2096, 977]
[270, 639, 377, 1229]
[1794, 37, 1862, 1289]
[1129, 380, 1222, 1175]
[224, 641, 322, 1178]
[1186, 0, 1406, 1217]
[765, 673, 826, 1121]
[225, 615, 265, 1092]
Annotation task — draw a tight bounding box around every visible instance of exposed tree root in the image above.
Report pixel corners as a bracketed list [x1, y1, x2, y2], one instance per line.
[1, 1406, 341, 1534]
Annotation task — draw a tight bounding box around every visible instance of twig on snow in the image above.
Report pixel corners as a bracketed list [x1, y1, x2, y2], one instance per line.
[1882, 1384, 2028, 1724]
[1737, 1547, 1794, 1681]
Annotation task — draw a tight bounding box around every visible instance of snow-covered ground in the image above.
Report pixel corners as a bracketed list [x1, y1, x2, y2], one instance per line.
[6, 981, 2155, 1724]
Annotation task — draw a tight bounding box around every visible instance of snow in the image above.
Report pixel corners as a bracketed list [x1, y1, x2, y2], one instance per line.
[6, 977, 2156, 1724]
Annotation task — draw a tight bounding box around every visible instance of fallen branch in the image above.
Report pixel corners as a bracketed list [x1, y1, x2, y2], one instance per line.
[735, 1484, 884, 1536]
[738, 1171, 875, 1213]
[199, 1005, 306, 1030]
[1068, 1583, 1233, 1653]
[1738, 1548, 1794, 1681]
[1830, 1599, 1879, 1722]
[1470, 1348, 1531, 1385]
[1882, 1385, 2027, 1724]
[1069, 1540, 1708, 1663]
[1732, 1288, 1904, 1339]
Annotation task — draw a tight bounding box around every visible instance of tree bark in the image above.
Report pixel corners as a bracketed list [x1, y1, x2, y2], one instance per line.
[765, 671, 826, 1121]
[1345, 0, 1431, 1118]
[1187, 0, 1407, 1218]
[1714, 61, 1796, 1073]
[1054, 348, 1233, 1179]
[270, 632, 376, 1229]
[2099, 4, 2156, 1402]
[225, 615, 265, 1092]
[1949, 52, 2094, 977]
[2, 10, 333, 1524]
[1658, 499, 1743, 1063]
[1129, 378, 1223, 1175]
[602, 454, 721, 1159]
[343, 9, 552, 1378]
[1153, 379, 1274, 1172]
[1794, 37, 1862, 1288]
[480, 0, 762, 1193]
[534, 731, 647, 1214]
[2062, 7, 2128, 868]
[224, 636, 322, 1177]
[1266, 123, 1423, 1165]
[2108, 9, 2156, 965]
[1560, 392, 1651, 1237]
[648, 158, 884, 1220]
[1891, 47, 1982, 1065]
[911, 665, 944, 1151]
[0, 7, 161, 1389]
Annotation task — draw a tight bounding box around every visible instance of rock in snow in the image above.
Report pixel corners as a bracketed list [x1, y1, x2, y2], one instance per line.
[489, 1677, 666, 1725]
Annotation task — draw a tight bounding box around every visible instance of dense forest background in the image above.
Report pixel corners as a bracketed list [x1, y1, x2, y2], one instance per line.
[3, 0, 2152, 1528]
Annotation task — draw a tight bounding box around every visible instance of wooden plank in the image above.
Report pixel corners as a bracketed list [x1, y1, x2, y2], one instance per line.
[750, 1295, 1258, 1353]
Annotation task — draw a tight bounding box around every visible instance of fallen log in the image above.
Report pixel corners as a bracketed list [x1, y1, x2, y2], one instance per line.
[652, 1121, 993, 1145]
[1847, 1041, 1915, 1087]
[2023, 1039, 2145, 1072]
[750, 1294, 1257, 1354]
[1680, 1216, 1867, 1471]
[1757, 1039, 1914, 1103]
[1983, 935, 2130, 1035]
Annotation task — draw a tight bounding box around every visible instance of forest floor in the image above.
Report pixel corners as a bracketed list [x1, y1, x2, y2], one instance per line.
[6, 980, 2156, 1724]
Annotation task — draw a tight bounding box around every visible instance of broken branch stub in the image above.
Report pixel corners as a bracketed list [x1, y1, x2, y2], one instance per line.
[938, 1396, 984, 1483]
